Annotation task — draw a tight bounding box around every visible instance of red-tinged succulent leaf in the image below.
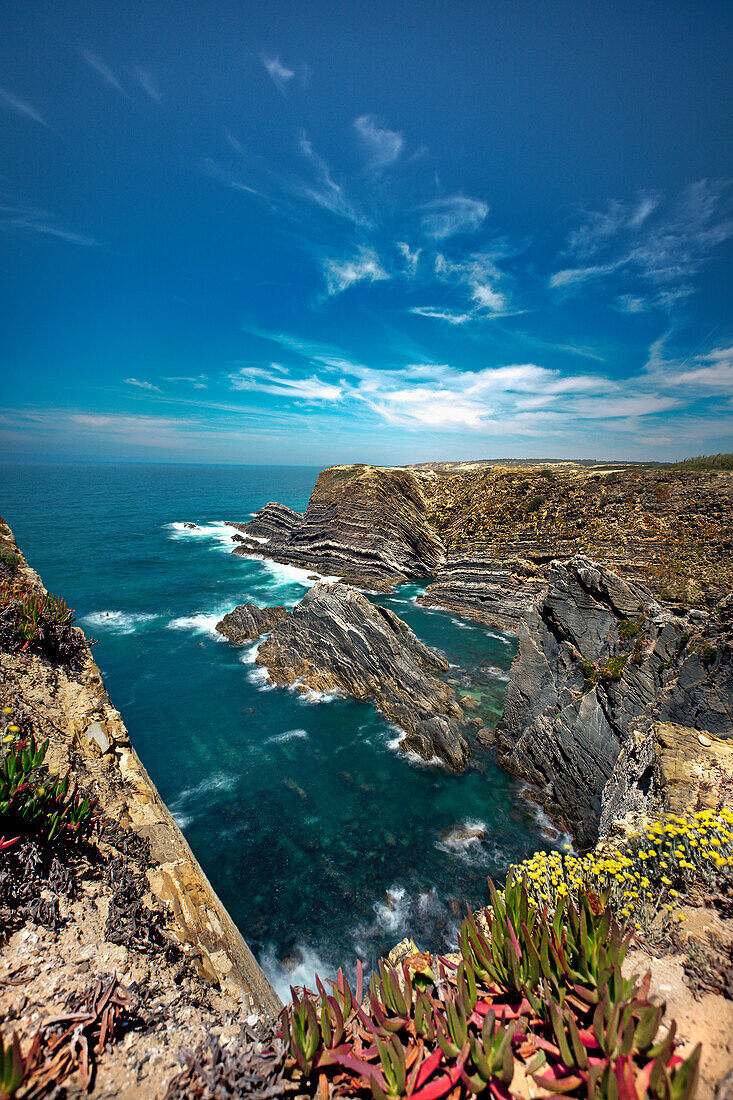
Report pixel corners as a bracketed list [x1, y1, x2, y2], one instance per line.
[410, 1053, 465, 1100]
[488, 1080, 514, 1100]
[412, 1045, 442, 1092]
[328, 1050, 389, 1082]
[613, 1055, 640, 1100]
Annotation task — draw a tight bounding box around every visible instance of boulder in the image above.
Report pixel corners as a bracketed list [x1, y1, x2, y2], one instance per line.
[216, 603, 288, 644]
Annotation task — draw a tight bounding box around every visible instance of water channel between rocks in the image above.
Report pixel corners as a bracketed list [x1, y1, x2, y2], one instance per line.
[1, 462, 564, 1001]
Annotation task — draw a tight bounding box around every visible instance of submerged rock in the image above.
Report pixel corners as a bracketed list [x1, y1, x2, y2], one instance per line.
[256, 582, 470, 770]
[496, 557, 733, 849]
[216, 603, 288, 643]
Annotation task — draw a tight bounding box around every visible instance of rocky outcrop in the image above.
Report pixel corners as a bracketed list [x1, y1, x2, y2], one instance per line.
[216, 602, 288, 643]
[255, 582, 470, 770]
[418, 554, 545, 629]
[496, 557, 733, 849]
[230, 465, 446, 591]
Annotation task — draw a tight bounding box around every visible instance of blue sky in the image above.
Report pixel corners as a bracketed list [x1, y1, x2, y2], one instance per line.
[1, 1, 732, 464]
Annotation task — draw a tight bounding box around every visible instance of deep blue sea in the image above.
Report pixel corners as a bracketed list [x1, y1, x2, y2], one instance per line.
[0, 463, 561, 999]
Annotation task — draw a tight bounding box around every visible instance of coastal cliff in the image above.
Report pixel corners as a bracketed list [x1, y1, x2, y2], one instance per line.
[231, 464, 446, 592]
[227, 460, 733, 847]
[230, 460, 733, 628]
[0, 517, 280, 1097]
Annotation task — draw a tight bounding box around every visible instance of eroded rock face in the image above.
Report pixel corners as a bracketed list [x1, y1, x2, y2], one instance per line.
[255, 582, 470, 770]
[418, 554, 544, 629]
[230, 466, 446, 591]
[215, 603, 288, 644]
[496, 557, 733, 849]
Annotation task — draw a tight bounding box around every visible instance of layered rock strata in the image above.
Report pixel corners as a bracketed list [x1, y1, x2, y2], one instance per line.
[230, 465, 446, 592]
[216, 602, 288, 643]
[496, 557, 732, 849]
[418, 554, 545, 629]
[254, 582, 470, 770]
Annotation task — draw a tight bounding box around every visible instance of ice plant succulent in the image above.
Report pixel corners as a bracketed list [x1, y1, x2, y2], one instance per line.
[280, 880, 701, 1100]
[0, 725, 97, 849]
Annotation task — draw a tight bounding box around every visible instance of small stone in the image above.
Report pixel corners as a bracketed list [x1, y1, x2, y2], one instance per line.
[86, 721, 111, 754]
[697, 732, 712, 747]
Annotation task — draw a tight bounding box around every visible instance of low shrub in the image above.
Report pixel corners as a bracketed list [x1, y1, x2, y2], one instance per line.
[512, 808, 733, 934]
[0, 581, 83, 665]
[600, 655, 628, 684]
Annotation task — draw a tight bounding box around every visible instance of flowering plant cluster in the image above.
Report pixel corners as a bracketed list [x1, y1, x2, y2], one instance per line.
[512, 808, 733, 935]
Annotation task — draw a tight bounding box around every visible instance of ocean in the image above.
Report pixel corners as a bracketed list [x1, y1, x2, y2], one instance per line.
[1, 463, 561, 1000]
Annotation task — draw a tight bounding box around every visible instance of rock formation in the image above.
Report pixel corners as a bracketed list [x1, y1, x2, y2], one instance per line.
[417, 554, 545, 629]
[496, 557, 733, 848]
[229, 461, 733, 618]
[255, 582, 470, 770]
[229, 465, 446, 591]
[216, 602, 288, 643]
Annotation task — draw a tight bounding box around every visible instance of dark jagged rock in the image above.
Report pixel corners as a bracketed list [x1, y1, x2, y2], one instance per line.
[496, 557, 733, 849]
[255, 582, 470, 770]
[215, 603, 288, 644]
[229, 465, 446, 592]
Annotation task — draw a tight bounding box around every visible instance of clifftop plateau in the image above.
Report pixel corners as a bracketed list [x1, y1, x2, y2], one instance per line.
[230, 460, 733, 630]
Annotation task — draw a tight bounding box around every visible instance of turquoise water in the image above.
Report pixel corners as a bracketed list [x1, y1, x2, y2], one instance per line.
[1, 463, 559, 999]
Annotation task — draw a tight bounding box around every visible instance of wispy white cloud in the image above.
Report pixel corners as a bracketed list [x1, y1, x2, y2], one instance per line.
[396, 241, 421, 276]
[410, 306, 474, 325]
[81, 49, 124, 94]
[229, 364, 342, 401]
[323, 248, 389, 296]
[0, 203, 99, 246]
[260, 53, 309, 95]
[419, 195, 488, 240]
[551, 181, 733, 311]
[163, 374, 208, 389]
[0, 86, 47, 126]
[261, 54, 295, 94]
[133, 67, 162, 104]
[125, 377, 162, 392]
[297, 134, 366, 224]
[354, 115, 403, 169]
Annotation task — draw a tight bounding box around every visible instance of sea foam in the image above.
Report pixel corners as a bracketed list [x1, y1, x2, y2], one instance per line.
[82, 610, 158, 635]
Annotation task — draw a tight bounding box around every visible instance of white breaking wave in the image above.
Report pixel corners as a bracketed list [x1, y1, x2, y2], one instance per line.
[82, 610, 158, 635]
[165, 521, 241, 552]
[169, 772, 237, 829]
[435, 819, 502, 867]
[259, 943, 334, 1003]
[486, 630, 514, 646]
[238, 642, 262, 665]
[247, 664, 276, 691]
[292, 681, 343, 705]
[166, 610, 228, 639]
[266, 728, 309, 745]
[384, 727, 448, 769]
[374, 885, 410, 935]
